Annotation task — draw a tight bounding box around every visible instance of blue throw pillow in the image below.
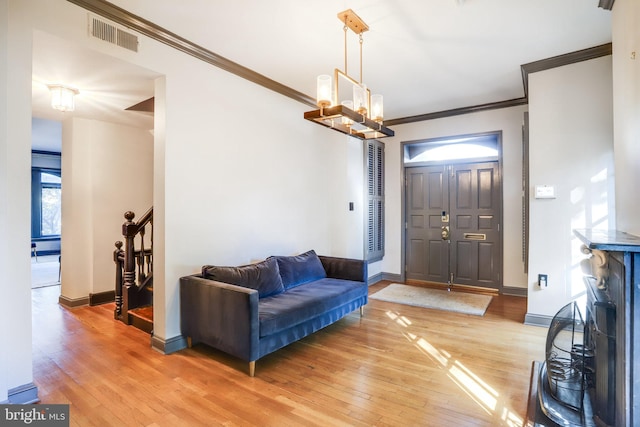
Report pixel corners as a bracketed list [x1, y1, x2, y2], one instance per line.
[202, 257, 284, 298]
[273, 250, 327, 290]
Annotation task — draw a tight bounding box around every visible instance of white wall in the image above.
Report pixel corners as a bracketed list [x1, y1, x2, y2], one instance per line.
[527, 56, 614, 318]
[337, 136, 366, 257]
[612, 0, 640, 236]
[156, 54, 361, 339]
[0, 0, 36, 402]
[378, 105, 528, 290]
[60, 118, 153, 300]
[3, 0, 366, 350]
[0, 0, 9, 403]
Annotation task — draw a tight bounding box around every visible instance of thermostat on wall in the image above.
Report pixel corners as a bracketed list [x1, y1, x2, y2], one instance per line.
[535, 185, 556, 199]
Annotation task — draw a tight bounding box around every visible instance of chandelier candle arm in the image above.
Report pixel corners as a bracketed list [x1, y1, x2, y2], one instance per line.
[341, 100, 354, 125]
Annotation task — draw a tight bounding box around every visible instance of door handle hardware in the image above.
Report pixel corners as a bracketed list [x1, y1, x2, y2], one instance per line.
[441, 225, 450, 240]
[464, 233, 486, 240]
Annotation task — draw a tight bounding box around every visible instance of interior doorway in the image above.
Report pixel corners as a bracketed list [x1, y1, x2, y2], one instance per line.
[31, 127, 62, 291]
[31, 30, 158, 304]
[402, 132, 503, 291]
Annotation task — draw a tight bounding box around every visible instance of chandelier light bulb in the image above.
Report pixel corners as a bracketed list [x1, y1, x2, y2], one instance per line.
[353, 83, 368, 116]
[316, 75, 332, 108]
[371, 94, 383, 123]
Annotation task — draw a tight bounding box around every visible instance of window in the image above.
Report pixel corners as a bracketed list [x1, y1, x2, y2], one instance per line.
[403, 133, 499, 164]
[366, 140, 384, 262]
[32, 168, 62, 238]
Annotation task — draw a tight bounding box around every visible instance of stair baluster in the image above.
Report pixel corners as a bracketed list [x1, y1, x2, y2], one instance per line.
[113, 241, 124, 320]
[122, 211, 137, 324]
[114, 207, 153, 332]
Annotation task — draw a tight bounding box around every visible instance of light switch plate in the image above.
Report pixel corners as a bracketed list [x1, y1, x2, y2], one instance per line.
[535, 185, 556, 199]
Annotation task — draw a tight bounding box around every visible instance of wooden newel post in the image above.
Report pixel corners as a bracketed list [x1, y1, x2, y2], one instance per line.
[113, 207, 153, 328]
[113, 240, 124, 320]
[122, 211, 137, 324]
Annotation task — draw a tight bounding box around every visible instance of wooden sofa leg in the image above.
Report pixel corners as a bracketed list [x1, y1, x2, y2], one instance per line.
[186, 336, 192, 348]
[360, 306, 364, 316]
[249, 361, 256, 377]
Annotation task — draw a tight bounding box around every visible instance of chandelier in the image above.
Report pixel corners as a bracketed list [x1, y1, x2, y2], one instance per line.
[304, 9, 394, 140]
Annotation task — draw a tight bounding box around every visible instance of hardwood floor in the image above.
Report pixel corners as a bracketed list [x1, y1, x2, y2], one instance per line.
[32, 282, 547, 426]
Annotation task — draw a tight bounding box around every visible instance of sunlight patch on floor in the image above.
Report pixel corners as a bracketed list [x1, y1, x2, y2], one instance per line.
[448, 361, 497, 414]
[385, 310, 523, 427]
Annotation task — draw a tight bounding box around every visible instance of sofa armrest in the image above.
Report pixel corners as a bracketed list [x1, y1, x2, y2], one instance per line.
[180, 275, 260, 362]
[318, 256, 368, 283]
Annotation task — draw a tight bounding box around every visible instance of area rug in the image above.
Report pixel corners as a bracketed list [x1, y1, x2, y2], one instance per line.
[369, 283, 492, 316]
[31, 259, 60, 289]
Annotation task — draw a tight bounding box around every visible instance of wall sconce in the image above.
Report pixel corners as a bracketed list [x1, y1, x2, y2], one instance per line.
[47, 84, 79, 112]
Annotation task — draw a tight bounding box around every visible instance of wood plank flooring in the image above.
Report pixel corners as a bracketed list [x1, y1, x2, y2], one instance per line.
[32, 281, 547, 426]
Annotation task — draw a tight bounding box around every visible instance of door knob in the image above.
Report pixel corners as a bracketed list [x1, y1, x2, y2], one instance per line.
[441, 225, 450, 240]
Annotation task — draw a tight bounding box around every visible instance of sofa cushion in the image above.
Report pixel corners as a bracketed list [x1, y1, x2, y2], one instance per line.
[258, 278, 367, 337]
[202, 257, 284, 298]
[272, 250, 327, 290]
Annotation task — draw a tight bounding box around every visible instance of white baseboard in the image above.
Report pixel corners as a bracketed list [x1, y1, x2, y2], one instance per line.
[524, 313, 553, 327]
[367, 272, 401, 285]
[3, 382, 39, 404]
[151, 334, 187, 354]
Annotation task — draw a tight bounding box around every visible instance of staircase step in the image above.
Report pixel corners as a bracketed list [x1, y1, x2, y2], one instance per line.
[130, 305, 153, 321]
[128, 305, 153, 334]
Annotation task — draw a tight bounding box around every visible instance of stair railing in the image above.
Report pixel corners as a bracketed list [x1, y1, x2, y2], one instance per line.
[114, 207, 153, 322]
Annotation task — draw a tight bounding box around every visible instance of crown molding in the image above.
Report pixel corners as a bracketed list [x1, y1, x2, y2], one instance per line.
[66, 0, 316, 108]
[385, 97, 528, 126]
[520, 43, 612, 97]
[388, 42, 612, 125]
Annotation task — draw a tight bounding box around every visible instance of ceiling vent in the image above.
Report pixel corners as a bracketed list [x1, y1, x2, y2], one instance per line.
[89, 14, 138, 52]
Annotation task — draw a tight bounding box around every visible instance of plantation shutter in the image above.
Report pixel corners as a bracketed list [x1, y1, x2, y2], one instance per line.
[366, 140, 384, 262]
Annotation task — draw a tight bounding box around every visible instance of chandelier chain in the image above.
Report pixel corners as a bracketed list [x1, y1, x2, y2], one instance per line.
[343, 24, 348, 76]
[359, 33, 364, 84]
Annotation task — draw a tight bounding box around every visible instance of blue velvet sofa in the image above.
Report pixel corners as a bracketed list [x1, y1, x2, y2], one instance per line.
[179, 250, 368, 376]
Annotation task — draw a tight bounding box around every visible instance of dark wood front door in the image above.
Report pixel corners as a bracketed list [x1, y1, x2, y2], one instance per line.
[406, 165, 450, 283]
[405, 162, 502, 290]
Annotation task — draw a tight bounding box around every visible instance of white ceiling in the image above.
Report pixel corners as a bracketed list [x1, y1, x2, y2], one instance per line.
[31, 0, 613, 151]
[31, 30, 159, 152]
